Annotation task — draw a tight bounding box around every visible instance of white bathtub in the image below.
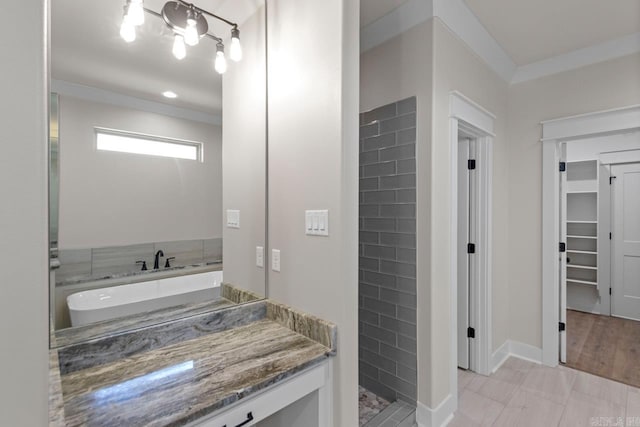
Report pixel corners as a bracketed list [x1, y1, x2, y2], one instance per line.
[67, 271, 223, 327]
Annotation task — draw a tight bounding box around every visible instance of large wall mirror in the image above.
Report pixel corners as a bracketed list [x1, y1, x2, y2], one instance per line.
[49, 0, 267, 346]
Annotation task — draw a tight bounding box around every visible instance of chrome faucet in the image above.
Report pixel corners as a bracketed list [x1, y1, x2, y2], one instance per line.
[153, 250, 164, 269]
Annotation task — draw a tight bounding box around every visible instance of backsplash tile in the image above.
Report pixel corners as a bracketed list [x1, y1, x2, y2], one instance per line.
[57, 237, 223, 284]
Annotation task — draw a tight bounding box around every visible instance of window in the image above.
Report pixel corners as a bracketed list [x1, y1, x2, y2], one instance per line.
[95, 128, 202, 161]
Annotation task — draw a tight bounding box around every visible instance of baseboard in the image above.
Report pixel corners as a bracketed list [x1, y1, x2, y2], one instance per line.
[416, 393, 455, 427]
[490, 341, 510, 373]
[491, 340, 542, 372]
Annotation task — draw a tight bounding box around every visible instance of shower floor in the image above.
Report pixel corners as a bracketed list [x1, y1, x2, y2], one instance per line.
[358, 386, 390, 426]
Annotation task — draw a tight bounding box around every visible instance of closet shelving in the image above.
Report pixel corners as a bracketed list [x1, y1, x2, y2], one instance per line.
[566, 160, 598, 289]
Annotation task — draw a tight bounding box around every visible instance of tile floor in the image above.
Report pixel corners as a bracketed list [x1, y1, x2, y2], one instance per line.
[364, 400, 416, 427]
[359, 386, 391, 426]
[450, 357, 640, 427]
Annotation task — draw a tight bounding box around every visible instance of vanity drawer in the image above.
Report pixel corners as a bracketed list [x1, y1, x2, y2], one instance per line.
[188, 361, 331, 427]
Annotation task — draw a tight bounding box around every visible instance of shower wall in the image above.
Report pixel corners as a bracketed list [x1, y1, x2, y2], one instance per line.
[358, 97, 417, 404]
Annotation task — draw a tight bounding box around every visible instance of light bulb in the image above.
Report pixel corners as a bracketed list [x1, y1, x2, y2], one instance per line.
[184, 18, 199, 46]
[230, 29, 242, 62]
[120, 18, 136, 43]
[126, 0, 145, 26]
[214, 45, 227, 74]
[172, 34, 186, 60]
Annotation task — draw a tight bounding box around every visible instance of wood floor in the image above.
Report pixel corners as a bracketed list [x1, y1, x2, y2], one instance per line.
[566, 309, 640, 388]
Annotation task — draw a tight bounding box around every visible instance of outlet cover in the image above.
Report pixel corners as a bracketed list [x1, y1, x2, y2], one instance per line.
[226, 210, 240, 228]
[256, 246, 264, 268]
[272, 249, 281, 272]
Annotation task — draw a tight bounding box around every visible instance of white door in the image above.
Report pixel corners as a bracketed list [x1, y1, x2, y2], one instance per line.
[611, 162, 640, 321]
[559, 144, 567, 363]
[457, 138, 476, 370]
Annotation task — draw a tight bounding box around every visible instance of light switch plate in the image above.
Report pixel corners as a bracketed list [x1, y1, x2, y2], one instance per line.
[305, 210, 329, 236]
[256, 246, 264, 268]
[226, 210, 240, 228]
[272, 249, 281, 272]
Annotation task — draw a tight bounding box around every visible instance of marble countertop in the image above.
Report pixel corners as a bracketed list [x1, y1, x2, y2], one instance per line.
[50, 299, 337, 427]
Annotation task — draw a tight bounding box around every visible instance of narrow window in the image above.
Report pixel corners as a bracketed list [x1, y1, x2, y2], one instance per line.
[95, 128, 202, 161]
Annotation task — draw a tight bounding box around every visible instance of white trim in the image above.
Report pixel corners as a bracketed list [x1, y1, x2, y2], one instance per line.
[491, 340, 543, 373]
[541, 105, 640, 142]
[512, 32, 640, 85]
[449, 93, 495, 393]
[360, 0, 433, 53]
[416, 394, 456, 427]
[431, 0, 516, 82]
[51, 79, 221, 125]
[541, 105, 640, 367]
[361, 1, 640, 86]
[490, 341, 510, 373]
[600, 148, 640, 165]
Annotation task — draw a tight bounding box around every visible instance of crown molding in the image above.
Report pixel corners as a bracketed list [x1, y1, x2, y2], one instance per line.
[50, 79, 222, 126]
[360, 0, 433, 53]
[360, 1, 640, 85]
[511, 32, 640, 84]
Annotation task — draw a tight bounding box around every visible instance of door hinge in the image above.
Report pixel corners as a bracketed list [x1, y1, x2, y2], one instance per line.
[610, 176, 617, 185]
[559, 242, 566, 252]
[467, 243, 476, 254]
[468, 159, 476, 170]
[559, 322, 566, 332]
[610, 232, 612, 240]
[467, 327, 475, 338]
[609, 288, 612, 295]
[559, 162, 566, 172]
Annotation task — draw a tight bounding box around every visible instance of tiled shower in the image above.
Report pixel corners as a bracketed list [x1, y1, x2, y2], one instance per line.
[358, 97, 417, 425]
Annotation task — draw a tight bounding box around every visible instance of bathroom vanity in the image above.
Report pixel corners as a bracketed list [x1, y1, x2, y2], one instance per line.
[49, 298, 336, 427]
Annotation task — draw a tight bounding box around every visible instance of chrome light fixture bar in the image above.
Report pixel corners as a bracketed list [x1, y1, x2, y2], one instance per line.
[119, 0, 242, 74]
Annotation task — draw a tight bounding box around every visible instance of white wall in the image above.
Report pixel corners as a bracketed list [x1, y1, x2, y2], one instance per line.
[429, 17, 510, 407]
[0, 1, 49, 425]
[267, 0, 360, 425]
[57, 95, 222, 249]
[507, 52, 640, 349]
[223, 4, 267, 295]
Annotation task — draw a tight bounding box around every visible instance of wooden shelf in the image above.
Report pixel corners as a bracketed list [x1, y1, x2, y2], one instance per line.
[567, 279, 598, 286]
[567, 249, 597, 254]
[567, 235, 597, 240]
[567, 220, 598, 224]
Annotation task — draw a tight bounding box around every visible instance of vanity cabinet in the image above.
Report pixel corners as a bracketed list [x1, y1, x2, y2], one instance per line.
[188, 361, 332, 427]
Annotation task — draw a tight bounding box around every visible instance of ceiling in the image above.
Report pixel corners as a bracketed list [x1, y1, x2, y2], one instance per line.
[360, 0, 640, 67]
[52, 0, 263, 115]
[463, 0, 640, 65]
[360, 0, 411, 28]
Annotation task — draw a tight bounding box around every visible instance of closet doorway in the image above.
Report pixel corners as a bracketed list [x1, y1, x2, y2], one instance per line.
[559, 131, 640, 388]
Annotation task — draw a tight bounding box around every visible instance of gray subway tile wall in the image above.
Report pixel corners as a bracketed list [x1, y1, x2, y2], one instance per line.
[359, 97, 417, 404]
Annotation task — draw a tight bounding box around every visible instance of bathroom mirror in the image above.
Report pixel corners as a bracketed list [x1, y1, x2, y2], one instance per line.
[49, 0, 267, 346]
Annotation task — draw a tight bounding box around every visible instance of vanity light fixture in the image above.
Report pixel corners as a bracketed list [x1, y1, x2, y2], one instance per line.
[119, 0, 242, 75]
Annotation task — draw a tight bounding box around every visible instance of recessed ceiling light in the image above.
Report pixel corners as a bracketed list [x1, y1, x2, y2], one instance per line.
[162, 91, 178, 99]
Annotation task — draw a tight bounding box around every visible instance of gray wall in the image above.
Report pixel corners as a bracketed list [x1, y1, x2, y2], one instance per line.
[58, 95, 222, 249]
[266, 0, 360, 424]
[359, 97, 417, 404]
[222, 4, 266, 296]
[0, 1, 49, 424]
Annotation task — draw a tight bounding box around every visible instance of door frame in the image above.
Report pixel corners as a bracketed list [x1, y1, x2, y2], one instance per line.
[449, 91, 494, 392]
[540, 104, 640, 366]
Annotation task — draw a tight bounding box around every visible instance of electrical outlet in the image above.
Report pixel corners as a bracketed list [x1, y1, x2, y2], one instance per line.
[256, 246, 264, 268]
[272, 249, 281, 272]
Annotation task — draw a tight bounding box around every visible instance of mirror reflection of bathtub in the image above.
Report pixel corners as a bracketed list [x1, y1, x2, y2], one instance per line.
[67, 271, 223, 327]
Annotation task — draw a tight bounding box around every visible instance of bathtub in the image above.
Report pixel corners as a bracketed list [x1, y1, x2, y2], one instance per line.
[67, 271, 223, 327]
